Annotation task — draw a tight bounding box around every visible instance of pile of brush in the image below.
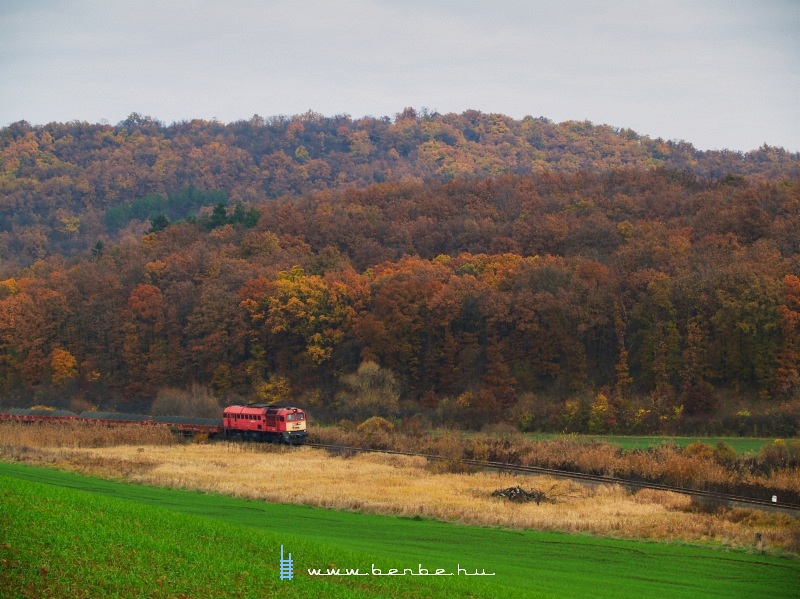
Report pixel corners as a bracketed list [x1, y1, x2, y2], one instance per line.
[492, 485, 548, 504]
[492, 485, 564, 505]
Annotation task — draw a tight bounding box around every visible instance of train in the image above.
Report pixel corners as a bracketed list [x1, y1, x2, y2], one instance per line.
[0, 404, 308, 444]
[223, 404, 307, 444]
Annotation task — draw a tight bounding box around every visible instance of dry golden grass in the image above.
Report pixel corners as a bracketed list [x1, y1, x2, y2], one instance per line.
[0, 420, 176, 448]
[1, 421, 798, 555]
[312, 425, 800, 495]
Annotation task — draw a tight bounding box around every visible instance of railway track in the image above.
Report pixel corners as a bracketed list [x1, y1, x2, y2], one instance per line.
[305, 442, 800, 514]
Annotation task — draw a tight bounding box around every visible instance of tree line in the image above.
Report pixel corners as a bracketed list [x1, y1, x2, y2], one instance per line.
[0, 170, 797, 434]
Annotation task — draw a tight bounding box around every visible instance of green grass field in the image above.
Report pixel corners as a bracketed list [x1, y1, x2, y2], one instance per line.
[520, 434, 791, 454]
[439, 428, 792, 454]
[1, 462, 798, 598]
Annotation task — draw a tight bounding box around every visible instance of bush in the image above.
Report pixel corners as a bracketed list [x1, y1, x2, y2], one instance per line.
[440, 389, 502, 430]
[507, 393, 565, 432]
[356, 416, 395, 435]
[713, 442, 737, 466]
[336, 361, 400, 419]
[150, 384, 220, 418]
[682, 442, 715, 460]
[69, 397, 96, 414]
[399, 415, 429, 437]
[588, 393, 617, 434]
[354, 416, 394, 449]
[715, 400, 800, 437]
[758, 439, 800, 471]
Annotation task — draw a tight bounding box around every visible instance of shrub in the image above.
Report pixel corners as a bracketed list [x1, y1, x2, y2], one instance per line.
[682, 442, 715, 460]
[399, 415, 429, 437]
[442, 389, 502, 430]
[509, 394, 573, 432]
[356, 416, 395, 435]
[151, 383, 220, 418]
[561, 396, 591, 433]
[588, 393, 617, 434]
[354, 416, 394, 449]
[713, 442, 737, 466]
[69, 397, 96, 414]
[337, 361, 400, 419]
[759, 439, 800, 471]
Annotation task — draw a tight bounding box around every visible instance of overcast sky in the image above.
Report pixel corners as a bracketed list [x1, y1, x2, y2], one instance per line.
[1, 0, 798, 152]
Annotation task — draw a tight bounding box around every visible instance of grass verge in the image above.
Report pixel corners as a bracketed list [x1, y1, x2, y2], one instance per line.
[1, 462, 799, 598]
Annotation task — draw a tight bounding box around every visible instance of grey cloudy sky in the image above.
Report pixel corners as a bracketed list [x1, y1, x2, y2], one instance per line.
[1, 0, 798, 151]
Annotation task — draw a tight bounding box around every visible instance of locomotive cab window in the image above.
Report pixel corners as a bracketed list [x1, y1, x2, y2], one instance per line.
[286, 414, 295, 421]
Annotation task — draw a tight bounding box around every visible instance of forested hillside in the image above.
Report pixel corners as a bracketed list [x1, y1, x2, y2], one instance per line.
[1, 111, 799, 434]
[2, 110, 799, 271]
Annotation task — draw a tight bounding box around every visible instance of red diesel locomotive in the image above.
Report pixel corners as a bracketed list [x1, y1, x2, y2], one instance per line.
[223, 404, 307, 444]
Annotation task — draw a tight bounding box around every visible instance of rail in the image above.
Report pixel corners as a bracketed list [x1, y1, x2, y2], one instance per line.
[305, 443, 800, 513]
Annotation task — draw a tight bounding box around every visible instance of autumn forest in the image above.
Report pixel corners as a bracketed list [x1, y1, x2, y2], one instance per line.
[1, 109, 799, 435]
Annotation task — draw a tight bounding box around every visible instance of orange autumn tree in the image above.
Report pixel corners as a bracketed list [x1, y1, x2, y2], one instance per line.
[50, 348, 78, 386]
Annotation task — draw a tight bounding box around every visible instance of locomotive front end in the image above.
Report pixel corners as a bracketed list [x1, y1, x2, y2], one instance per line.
[280, 407, 307, 444]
